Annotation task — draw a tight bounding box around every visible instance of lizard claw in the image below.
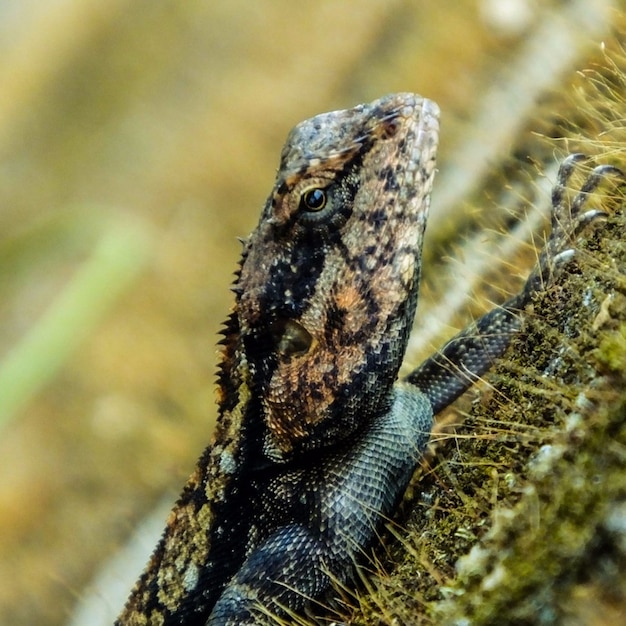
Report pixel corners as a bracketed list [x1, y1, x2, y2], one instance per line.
[577, 208, 609, 227]
[548, 155, 623, 251]
[523, 155, 623, 298]
[550, 152, 587, 213]
[551, 249, 575, 267]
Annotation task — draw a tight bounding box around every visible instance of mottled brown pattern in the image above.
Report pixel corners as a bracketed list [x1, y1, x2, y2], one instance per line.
[238, 95, 439, 461]
[116, 91, 619, 625]
[117, 94, 439, 625]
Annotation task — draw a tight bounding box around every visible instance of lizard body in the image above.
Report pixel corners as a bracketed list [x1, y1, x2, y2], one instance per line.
[117, 94, 615, 625]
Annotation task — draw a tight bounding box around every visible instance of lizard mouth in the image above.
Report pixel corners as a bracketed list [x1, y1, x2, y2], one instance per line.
[270, 319, 314, 358]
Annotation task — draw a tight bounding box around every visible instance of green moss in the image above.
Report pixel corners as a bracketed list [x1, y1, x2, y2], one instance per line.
[595, 323, 626, 372]
[340, 28, 626, 626]
[338, 201, 626, 626]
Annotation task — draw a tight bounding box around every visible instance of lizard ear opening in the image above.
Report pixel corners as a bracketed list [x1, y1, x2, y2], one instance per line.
[271, 319, 313, 358]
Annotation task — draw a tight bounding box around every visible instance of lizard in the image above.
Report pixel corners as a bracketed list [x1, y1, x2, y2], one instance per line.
[115, 92, 619, 625]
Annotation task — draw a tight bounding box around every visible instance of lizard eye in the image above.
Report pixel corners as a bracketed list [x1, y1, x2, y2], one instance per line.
[300, 187, 327, 212]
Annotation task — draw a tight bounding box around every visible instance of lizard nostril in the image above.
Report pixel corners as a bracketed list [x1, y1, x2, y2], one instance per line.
[381, 118, 400, 139]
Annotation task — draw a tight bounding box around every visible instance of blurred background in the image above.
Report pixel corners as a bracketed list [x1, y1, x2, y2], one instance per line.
[0, 1, 620, 624]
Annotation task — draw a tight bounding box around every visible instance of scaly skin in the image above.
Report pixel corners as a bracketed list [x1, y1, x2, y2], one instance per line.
[116, 94, 617, 625]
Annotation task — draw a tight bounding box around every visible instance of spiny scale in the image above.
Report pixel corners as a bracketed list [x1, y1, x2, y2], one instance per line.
[116, 94, 611, 625]
[117, 93, 440, 625]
